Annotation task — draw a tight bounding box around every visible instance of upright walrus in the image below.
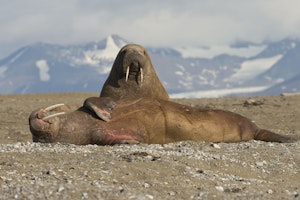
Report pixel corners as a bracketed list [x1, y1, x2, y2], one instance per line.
[29, 98, 291, 145]
[84, 44, 169, 118]
[99, 44, 169, 100]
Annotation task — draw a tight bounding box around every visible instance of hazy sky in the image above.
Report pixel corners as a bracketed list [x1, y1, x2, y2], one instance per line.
[1, 0, 300, 58]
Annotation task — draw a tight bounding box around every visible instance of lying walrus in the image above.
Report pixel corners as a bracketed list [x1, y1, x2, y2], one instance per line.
[29, 98, 291, 145]
[99, 44, 169, 100]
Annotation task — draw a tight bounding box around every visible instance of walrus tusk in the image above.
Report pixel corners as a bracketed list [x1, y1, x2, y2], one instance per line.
[125, 66, 130, 82]
[45, 103, 65, 111]
[140, 67, 143, 83]
[42, 112, 66, 120]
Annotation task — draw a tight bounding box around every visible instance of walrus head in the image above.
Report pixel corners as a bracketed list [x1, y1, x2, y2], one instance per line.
[29, 104, 65, 143]
[100, 44, 169, 100]
[107, 44, 153, 86]
[29, 103, 103, 145]
[122, 45, 146, 85]
[29, 103, 142, 145]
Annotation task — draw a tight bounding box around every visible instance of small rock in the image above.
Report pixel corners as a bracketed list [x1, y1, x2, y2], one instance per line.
[256, 160, 267, 167]
[215, 186, 224, 192]
[145, 194, 154, 199]
[13, 143, 21, 149]
[243, 99, 264, 107]
[267, 189, 273, 194]
[119, 187, 125, 193]
[144, 182, 150, 188]
[211, 143, 221, 149]
[49, 170, 56, 176]
[57, 186, 64, 193]
[81, 192, 88, 199]
[286, 190, 299, 197]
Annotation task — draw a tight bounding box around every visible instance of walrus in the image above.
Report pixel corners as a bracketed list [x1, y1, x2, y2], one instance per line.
[29, 98, 291, 145]
[83, 44, 169, 116]
[99, 44, 169, 100]
[52, 44, 169, 114]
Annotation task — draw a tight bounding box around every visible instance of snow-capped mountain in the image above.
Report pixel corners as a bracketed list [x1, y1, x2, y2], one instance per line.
[0, 35, 299, 97]
[0, 35, 129, 94]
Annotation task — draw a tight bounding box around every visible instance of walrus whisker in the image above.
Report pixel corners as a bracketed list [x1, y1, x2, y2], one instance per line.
[45, 103, 65, 111]
[140, 67, 143, 83]
[42, 112, 66, 120]
[125, 66, 130, 82]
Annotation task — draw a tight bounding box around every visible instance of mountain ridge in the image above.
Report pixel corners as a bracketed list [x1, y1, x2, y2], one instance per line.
[0, 35, 299, 97]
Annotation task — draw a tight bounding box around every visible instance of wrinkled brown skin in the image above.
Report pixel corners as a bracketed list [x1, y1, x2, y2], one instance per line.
[29, 98, 291, 145]
[99, 44, 169, 100]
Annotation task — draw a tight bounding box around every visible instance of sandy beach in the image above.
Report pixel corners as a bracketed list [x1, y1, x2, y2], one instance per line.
[0, 93, 299, 199]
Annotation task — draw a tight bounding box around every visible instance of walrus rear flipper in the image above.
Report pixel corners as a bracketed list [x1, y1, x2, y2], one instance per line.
[254, 129, 292, 143]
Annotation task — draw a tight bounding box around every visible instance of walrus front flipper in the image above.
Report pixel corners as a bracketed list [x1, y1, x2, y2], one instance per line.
[83, 97, 116, 122]
[254, 129, 293, 143]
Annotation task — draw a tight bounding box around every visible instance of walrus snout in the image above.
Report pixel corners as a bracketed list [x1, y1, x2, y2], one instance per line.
[123, 50, 146, 84]
[29, 104, 66, 142]
[29, 108, 54, 142]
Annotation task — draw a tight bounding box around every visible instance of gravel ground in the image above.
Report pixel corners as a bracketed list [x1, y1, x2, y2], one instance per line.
[0, 93, 299, 199]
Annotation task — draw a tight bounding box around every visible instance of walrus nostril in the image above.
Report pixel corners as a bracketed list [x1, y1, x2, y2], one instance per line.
[132, 60, 139, 67]
[35, 113, 41, 119]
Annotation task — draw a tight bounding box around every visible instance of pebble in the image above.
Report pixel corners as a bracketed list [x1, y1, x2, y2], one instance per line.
[145, 194, 154, 199]
[57, 186, 65, 193]
[212, 143, 221, 149]
[82, 192, 88, 199]
[0, 140, 298, 199]
[256, 160, 267, 167]
[267, 189, 273, 194]
[215, 186, 224, 192]
[144, 183, 150, 188]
